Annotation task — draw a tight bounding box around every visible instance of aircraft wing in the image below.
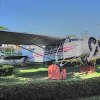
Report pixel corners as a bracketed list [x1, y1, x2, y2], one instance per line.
[0, 31, 63, 46]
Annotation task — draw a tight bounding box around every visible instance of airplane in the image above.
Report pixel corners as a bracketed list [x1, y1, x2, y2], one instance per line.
[0, 30, 100, 67]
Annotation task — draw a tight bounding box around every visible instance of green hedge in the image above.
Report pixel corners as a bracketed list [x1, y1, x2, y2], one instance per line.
[0, 65, 14, 76]
[0, 77, 100, 100]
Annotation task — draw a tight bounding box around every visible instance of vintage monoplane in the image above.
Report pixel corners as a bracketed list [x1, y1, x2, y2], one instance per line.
[0, 30, 100, 67]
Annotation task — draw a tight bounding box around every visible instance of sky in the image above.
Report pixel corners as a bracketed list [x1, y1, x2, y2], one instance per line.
[0, 0, 100, 38]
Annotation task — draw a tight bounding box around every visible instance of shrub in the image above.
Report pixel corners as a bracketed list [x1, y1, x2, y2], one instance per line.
[0, 65, 14, 76]
[0, 77, 100, 100]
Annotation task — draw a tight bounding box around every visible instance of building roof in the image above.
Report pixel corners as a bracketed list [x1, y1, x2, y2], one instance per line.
[0, 31, 63, 46]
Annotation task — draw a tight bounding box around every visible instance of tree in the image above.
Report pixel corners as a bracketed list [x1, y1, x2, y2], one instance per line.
[0, 26, 9, 31]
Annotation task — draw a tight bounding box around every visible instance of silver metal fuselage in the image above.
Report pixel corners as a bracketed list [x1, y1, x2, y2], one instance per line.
[45, 36, 100, 62]
[63, 37, 90, 59]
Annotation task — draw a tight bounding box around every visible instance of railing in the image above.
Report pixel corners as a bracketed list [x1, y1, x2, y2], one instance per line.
[3, 50, 22, 57]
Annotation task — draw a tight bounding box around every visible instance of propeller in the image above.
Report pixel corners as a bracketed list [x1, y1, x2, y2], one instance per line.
[88, 37, 96, 51]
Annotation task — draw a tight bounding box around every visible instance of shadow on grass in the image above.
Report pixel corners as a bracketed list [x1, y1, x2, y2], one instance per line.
[65, 65, 100, 80]
[0, 77, 19, 82]
[0, 76, 28, 85]
[16, 64, 48, 70]
[67, 72, 84, 81]
[15, 70, 48, 78]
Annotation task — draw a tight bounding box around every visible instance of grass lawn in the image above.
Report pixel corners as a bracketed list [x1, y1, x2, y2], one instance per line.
[0, 64, 99, 86]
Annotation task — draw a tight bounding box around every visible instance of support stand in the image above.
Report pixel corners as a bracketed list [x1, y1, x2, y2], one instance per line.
[48, 64, 67, 80]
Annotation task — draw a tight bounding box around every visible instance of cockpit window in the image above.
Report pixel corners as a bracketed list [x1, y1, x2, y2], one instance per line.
[70, 38, 79, 41]
[65, 38, 79, 43]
